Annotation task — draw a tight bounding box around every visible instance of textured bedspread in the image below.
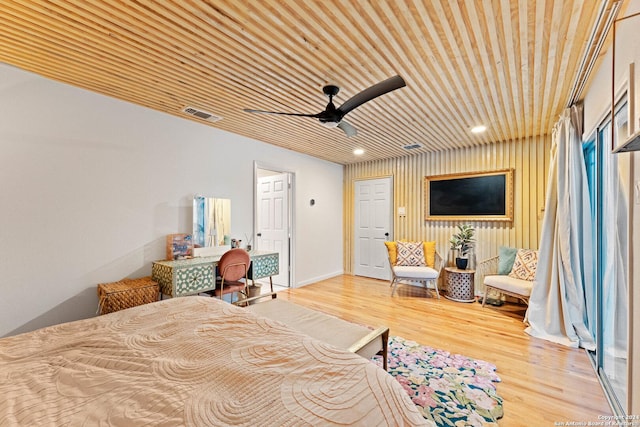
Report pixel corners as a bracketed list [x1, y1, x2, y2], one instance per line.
[0, 297, 428, 426]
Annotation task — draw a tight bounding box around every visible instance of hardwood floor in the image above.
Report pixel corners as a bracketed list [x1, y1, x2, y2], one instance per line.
[275, 275, 611, 427]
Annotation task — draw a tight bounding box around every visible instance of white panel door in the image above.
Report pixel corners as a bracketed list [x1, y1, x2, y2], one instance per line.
[256, 173, 289, 286]
[354, 177, 392, 280]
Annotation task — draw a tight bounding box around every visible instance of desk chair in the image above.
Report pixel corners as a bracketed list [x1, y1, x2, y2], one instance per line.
[208, 248, 251, 304]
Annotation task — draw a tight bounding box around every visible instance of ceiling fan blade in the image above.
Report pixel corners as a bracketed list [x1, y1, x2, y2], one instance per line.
[337, 75, 406, 116]
[243, 108, 319, 118]
[337, 120, 357, 138]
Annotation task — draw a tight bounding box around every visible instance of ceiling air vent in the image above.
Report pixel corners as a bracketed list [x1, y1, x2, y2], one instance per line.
[403, 143, 423, 151]
[182, 106, 222, 123]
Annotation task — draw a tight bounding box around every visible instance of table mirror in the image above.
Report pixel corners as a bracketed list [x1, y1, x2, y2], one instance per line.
[193, 195, 231, 248]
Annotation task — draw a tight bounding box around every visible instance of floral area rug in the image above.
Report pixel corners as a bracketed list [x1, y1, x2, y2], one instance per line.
[372, 336, 503, 427]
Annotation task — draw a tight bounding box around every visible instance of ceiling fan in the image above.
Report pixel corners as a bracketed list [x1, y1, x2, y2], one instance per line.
[243, 75, 406, 137]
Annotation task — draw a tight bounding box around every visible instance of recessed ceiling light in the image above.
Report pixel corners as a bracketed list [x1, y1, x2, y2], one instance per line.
[471, 125, 487, 133]
[353, 148, 365, 155]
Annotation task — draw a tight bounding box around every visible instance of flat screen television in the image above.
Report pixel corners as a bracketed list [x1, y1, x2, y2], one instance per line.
[425, 169, 514, 221]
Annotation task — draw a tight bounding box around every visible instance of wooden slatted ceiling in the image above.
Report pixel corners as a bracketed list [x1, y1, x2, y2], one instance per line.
[0, 0, 617, 164]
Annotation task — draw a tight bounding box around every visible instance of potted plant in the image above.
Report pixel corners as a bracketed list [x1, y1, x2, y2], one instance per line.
[449, 224, 475, 270]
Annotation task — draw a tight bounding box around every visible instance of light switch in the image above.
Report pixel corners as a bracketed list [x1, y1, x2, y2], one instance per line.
[398, 206, 406, 216]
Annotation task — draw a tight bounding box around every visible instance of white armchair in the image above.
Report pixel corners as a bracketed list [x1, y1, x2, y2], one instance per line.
[477, 254, 534, 307]
[385, 241, 443, 298]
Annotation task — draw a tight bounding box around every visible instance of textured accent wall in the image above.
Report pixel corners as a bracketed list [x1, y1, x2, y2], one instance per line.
[344, 136, 552, 273]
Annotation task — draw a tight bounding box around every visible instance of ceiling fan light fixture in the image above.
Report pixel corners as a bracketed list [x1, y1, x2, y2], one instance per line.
[320, 121, 340, 128]
[243, 75, 406, 138]
[471, 125, 487, 133]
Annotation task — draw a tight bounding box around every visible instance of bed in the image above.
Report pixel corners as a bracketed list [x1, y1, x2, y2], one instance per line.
[0, 297, 429, 426]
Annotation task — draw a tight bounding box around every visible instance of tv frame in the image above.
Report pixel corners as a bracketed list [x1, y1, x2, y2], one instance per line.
[424, 169, 514, 222]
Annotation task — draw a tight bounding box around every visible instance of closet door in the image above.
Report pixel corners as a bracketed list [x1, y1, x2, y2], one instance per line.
[353, 177, 393, 280]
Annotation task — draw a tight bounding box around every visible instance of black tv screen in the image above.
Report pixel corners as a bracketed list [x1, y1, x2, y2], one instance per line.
[426, 170, 513, 221]
[430, 175, 505, 216]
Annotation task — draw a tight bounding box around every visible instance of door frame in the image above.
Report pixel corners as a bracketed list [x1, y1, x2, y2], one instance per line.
[353, 175, 394, 279]
[253, 161, 294, 288]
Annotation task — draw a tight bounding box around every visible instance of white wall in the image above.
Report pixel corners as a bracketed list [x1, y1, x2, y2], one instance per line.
[0, 63, 343, 337]
[581, 0, 640, 414]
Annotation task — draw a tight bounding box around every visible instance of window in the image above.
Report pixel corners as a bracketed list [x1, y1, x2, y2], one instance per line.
[587, 98, 630, 415]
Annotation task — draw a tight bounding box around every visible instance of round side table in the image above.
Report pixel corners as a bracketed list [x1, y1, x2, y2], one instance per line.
[444, 267, 476, 303]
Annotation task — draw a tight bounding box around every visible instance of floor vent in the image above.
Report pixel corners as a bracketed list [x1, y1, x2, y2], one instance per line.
[182, 106, 222, 122]
[403, 143, 423, 150]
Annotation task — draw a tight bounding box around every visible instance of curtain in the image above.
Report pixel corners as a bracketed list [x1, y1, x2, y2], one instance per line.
[524, 104, 595, 349]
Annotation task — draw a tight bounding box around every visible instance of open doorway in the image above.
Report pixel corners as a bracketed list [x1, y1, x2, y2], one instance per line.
[254, 163, 293, 290]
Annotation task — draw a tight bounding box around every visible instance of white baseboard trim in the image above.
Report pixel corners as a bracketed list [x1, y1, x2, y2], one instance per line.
[295, 271, 344, 288]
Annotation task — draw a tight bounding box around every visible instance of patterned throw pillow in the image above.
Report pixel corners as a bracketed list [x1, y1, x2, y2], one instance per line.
[508, 249, 538, 281]
[396, 241, 426, 266]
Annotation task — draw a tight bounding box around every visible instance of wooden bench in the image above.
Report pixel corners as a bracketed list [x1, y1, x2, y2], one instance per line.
[246, 296, 389, 370]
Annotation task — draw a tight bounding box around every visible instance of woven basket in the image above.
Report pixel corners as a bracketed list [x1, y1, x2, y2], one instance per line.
[97, 277, 159, 315]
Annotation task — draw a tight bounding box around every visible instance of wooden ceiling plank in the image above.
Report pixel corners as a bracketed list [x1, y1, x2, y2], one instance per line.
[339, 1, 436, 147]
[543, 0, 593, 126]
[0, 8, 267, 123]
[0, 0, 605, 164]
[402, 0, 482, 145]
[410, 2, 478, 143]
[254, 2, 398, 134]
[4, 1, 284, 117]
[445, 0, 507, 146]
[458, 0, 511, 145]
[98, 0, 322, 112]
[0, 23, 354, 162]
[500, 0, 525, 139]
[518, 1, 534, 138]
[0, 49, 186, 113]
[531, 0, 551, 137]
[268, 0, 440, 152]
[165, 1, 328, 108]
[538, 0, 568, 134]
[209, 0, 429, 157]
[378, 0, 461, 151]
[174, 0, 416, 155]
[479, 0, 519, 142]
[57, 0, 354, 147]
[47, 0, 324, 129]
[261, 0, 447, 152]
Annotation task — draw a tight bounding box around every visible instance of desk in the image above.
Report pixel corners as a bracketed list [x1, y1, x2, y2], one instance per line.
[444, 267, 476, 303]
[152, 250, 279, 297]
